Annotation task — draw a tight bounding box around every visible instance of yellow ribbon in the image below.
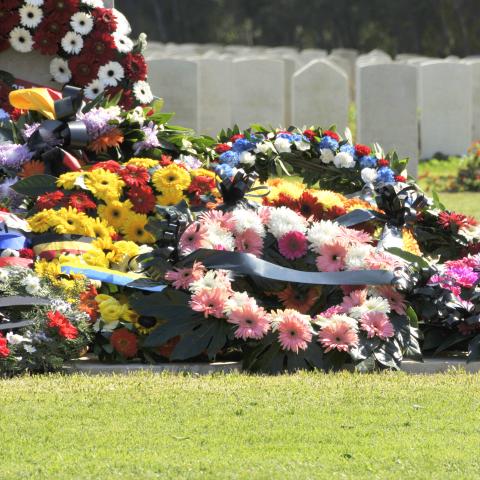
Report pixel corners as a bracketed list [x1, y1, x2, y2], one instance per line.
[9, 88, 56, 120]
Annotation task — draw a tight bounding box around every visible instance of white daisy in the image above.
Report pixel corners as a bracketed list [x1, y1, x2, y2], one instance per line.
[345, 244, 372, 270]
[239, 151, 256, 166]
[112, 8, 132, 35]
[19, 4, 43, 28]
[274, 137, 291, 153]
[307, 220, 343, 253]
[267, 207, 306, 239]
[25, 0, 44, 5]
[50, 57, 72, 83]
[320, 148, 335, 164]
[232, 209, 265, 237]
[133, 81, 153, 104]
[61, 31, 84, 55]
[349, 297, 391, 319]
[84, 78, 105, 100]
[81, 0, 104, 7]
[98, 61, 124, 87]
[113, 32, 133, 53]
[334, 152, 355, 169]
[9, 27, 33, 53]
[189, 270, 230, 294]
[224, 292, 257, 314]
[70, 12, 93, 35]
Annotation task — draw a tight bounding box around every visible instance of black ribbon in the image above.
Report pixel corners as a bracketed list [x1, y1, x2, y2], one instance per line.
[27, 86, 89, 176]
[178, 249, 399, 286]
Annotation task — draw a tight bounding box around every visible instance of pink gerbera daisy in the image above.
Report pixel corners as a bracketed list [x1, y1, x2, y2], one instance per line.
[228, 304, 271, 340]
[317, 305, 346, 318]
[316, 241, 347, 272]
[365, 251, 401, 270]
[235, 228, 264, 256]
[376, 286, 407, 315]
[360, 311, 395, 340]
[198, 210, 235, 230]
[341, 289, 368, 311]
[257, 206, 272, 224]
[278, 231, 308, 260]
[165, 261, 205, 290]
[318, 320, 359, 352]
[275, 310, 313, 353]
[179, 223, 209, 255]
[339, 226, 372, 245]
[190, 287, 229, 319]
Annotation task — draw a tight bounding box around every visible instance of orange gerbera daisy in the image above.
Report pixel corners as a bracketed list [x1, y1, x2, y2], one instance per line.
[277, 285, 321, 314]
[20, 159, 45, 178]
[89, 127, 124, 154]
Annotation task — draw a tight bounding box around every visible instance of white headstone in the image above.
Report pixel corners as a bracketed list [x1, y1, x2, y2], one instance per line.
[292, 59, 349, 132]
[357, 63, 419, 175]
[419, 61, 473, 158]
[462, 59, 480, 141]
[231, 58, 286, 129]
[148, 58, 199, 130]
[300, 49, 327, 64]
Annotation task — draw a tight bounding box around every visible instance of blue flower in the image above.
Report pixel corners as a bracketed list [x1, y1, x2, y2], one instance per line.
[359, 155, 377, 168]
[219, 150, 240, 166]
[340, 144, 355, 156]
[377, 167, 395, 183]
[291, 133, 309, 143]
[319, 136, 339, 151]
[215, 163, 234, 178]
[277, 133, 293, 140]
[232, 138, 257, 153]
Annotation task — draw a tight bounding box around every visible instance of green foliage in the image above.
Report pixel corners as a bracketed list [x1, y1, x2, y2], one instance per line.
[11, 175, 59, 197]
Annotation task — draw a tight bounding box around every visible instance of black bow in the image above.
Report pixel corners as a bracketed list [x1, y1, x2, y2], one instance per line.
[27, 86, 89, 176]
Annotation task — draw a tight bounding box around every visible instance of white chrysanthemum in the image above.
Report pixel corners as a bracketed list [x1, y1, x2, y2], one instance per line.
[113, 32, 133, 53]
[207, 223, 235, 251]
[98, 61, 125, 87]
[50, 57, 72, 83]
[334, 152, 355, 169]
[307, 220, 343, 253]
[345, 244, 372, 270]
[316, 314, 358, 330]
[239, 151, 256, 166]
[84, 78, 105, 100]
[361, 167, 378, 184]
[81, 0, 103, 7]
[224, 292, 257, 314]
[267, 207, 306, 239]
[112, 8, 132, 35]
[70, 12, 94, 35]
[61, 31, 84, 55]
[22, 276, 41, 295]
[6, 333, 30, 345]
[19, 4, 43, 28]
[232, 209, 265, 237]
[349, 297, 391, 319]
[274, 137, 292, 153]
[25, 0, 44, 6]
[255, 141, 273, 154]
[9, 27, 33, 53]
[320, 148, 335, 164]
[133, 81, 153, 104]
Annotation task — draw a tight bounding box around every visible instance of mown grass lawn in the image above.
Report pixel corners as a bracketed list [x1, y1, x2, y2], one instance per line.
[1, 371, 479, 480]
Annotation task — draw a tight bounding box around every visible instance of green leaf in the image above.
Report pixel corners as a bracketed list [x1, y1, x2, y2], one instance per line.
[406, 306, 419, 328]
[431, 190, 446, 211]
[386, 247, 431, 269]
[11, 174, 58, 197]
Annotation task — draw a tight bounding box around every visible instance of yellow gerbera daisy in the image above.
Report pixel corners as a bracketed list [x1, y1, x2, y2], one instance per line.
[111, 240, 140, 263]
[83, 247, 111, 268]
[35, 258, 62, 281]
[120, 214, 155, 244]
[28, 210, 59, 233]
[152, 164, 191, 192]
[190, 168, 216, 179]
[85, 217, 116, 239]
[85, 168, 125, 202]
[54, 207, 89, 235]
[56, 172, 83, 190]
[97, 199, 134, 230]
[126, 157, 159, 168]
[156, 187, 185, 206]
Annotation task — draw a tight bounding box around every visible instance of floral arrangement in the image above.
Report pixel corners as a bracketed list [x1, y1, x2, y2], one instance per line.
[0, 0, 151, 110]
[0, 265, 92, 375]
[456, 142, 480, 192]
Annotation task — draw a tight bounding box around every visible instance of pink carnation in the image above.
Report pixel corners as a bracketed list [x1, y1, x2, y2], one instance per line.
[190, 287, 229, 319]
[235, 229, 264, 256]
[360, 311, 395, 340]
[316, 241, 347, 272]
[228, 304, 271, 340]
[318, 321, 359, 352]
[278, 231, 308, 260]
[275, 310, 313, 353]
[165, 261, 205, 290]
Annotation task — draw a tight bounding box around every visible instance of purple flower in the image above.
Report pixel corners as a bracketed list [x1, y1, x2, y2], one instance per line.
[133, 121, 160, 155]
[446, 266, 479, 288]
[22, 123, 41, 140]
[176, 155, 202, 170]
[77, 107, 120, 140]
[0, 143, 33, 171]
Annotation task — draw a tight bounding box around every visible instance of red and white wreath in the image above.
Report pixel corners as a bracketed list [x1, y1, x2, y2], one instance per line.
[0, 0, 152, 108]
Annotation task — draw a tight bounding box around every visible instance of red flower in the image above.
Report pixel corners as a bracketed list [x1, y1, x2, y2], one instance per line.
[0, 0, 22, 8]
[355, 144, 371, 157]
[33, 30, 61, 55]
[323, 130, 340, 141]
[18, 248, 34, 259]
[230, 134, 244, 142]
[0, 334, 10, 359]
[0, 10, 19, 36]
[79, 285, 99, 322]
[68, 193, 97, 212]
[325, 205, 347, 220]
[92, 7, 118, 33]
[303, 129, 317, 142]
[37, 191, 65, 211]
[159, 155, 172, 166]
[215, 143, 232, 154]
[83, 30, 116, 63]
[295, 191, 324, 220]
[188, 175, 216, 196]
[395, 175, 407, 182]
[43, 0, 79, 15]
[122, 53, 147, 82]
[378, 158, 390, 167]
[111, 329, 138, 358]
[438, 211, 476, 231]
[89, 160, 122, 173]
[127, 184, 156, 214]
[47, 311, 78, 340]
[120, 165, 150, 187]
[69, 54, 100, 85]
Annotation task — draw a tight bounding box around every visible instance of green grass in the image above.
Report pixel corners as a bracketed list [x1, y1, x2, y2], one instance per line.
[436, 192, 480, 219]
[1, 371, 480, 479]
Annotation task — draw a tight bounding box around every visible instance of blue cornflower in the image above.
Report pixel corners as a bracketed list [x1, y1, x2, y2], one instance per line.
[219, 150, 240, 166]
[377, 167, 395, 183]
[359, 156, 377, 168]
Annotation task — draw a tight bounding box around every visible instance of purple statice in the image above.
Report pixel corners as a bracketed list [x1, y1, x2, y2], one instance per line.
[0, 143, 33, 171]
[133, 121, 160, 155]
[77, 107, 121, 140]
[22, 123, 41, 140]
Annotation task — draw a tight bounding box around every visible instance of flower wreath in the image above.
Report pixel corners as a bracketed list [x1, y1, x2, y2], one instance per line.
[0, 0, 152, 113]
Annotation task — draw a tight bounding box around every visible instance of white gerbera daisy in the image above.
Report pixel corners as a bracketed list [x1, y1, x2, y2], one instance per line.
[19, 4, 43, 28]
[81, 0, 104, 7]
[224, 292, 257, 314]
[98, 61, 124, 87]
[316, 314, 358, 331]
[189, 270, 231, 294]
[61, 31, 84, 55]
[50, 57, 72, 83]
[112, 8, 132, 35]
[349, 297, 391, 319]
[307, 220, 343, 253]
[70, 12, 93, 35]
[267, 207, 306, 239]
[232, 209, 265, 237]
[9, 27, 33, 53]
[345, 244, 372, 270]
[133, 81, 153, 104]
[207, 223, 235, 251]
[113, 32, 133, 53]
[320, 148, 335, 164]
[25, 0, 44, 6]
[84, 78, 105, 100]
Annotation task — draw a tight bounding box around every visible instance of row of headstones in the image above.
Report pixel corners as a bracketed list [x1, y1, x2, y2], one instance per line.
[147, 54, 480, 174]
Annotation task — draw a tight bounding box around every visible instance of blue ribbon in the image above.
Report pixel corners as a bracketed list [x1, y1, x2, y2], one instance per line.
[0, 231, 28, 250]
